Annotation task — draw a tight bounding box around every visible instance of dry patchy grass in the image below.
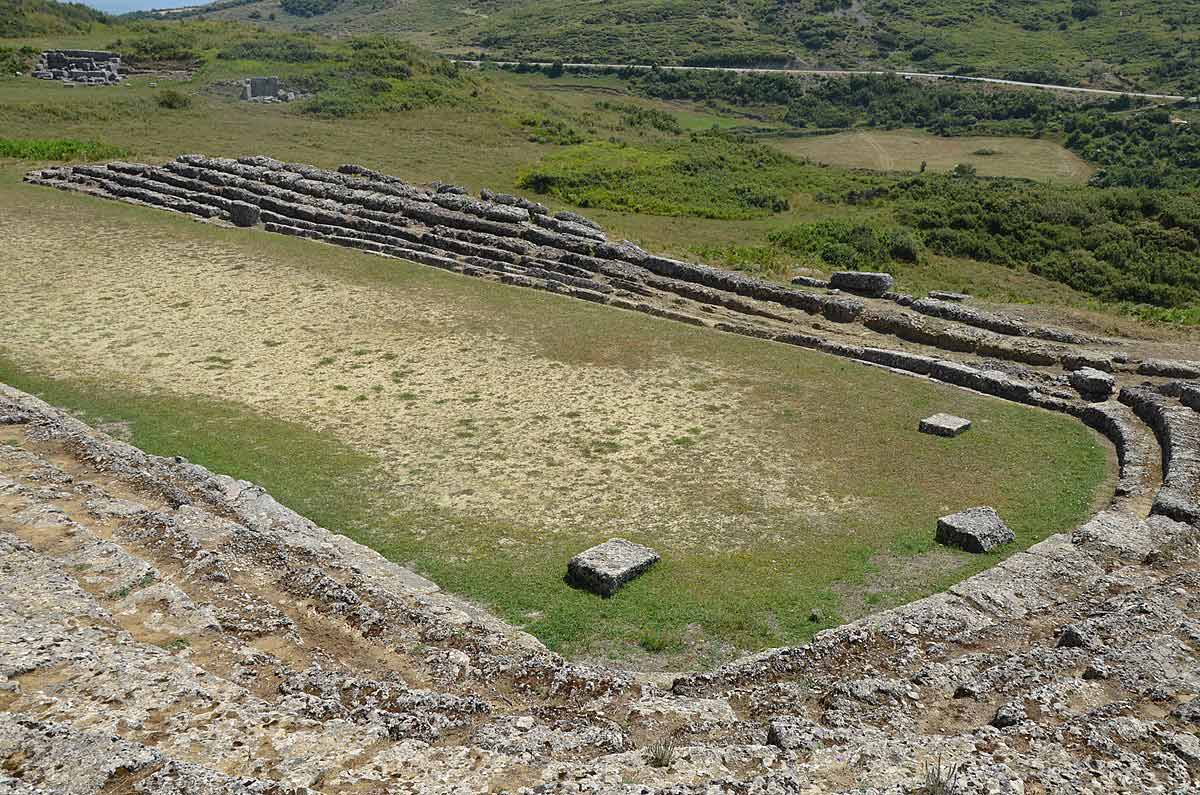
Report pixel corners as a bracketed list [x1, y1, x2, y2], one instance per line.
[0, 176, 1113, 667]
[770, 128, 1094, 183]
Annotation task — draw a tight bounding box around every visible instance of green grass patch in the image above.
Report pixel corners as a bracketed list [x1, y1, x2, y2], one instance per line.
[0, 136, 128, 161]
[518, 132, 809, 219]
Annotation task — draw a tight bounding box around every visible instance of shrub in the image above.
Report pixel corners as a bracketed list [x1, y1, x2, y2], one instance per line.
[156, 89, 192, 110]
[0, 0, 108, 37]
[646, 738, 676, 768]
[518, 133, 805, 220]
[217, 35, 323, 63]
[769, 219, 923, 268]
[280, 0, 337, 16]
[0, 45, 38, 75]
[922, 757, 961, 795]
[110, 29, 200, 66]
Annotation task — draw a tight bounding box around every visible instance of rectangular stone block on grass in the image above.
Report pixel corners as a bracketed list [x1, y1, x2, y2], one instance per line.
[567, 538, 660, 597]
[937, 506, 1015, 553]
[919, 413, 972, 437]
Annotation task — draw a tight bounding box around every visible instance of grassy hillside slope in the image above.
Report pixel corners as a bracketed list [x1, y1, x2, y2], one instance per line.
[179, 0, 1200, 93]
[0, 0, 109, 37]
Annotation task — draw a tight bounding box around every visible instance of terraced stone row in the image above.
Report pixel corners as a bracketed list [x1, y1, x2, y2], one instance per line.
[1121, 385, 1200, 526]
[28, 157, 1125, 377]
[22, 157, 1192, 451]
[910, 296, 1100, 345]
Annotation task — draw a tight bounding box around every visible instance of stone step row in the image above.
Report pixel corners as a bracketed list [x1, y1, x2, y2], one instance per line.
[910, 297, 1100, 346]
[1118, 386, 1200, 526]
[23, 159, 1142, 380]
[1160, 380, 1200, 413]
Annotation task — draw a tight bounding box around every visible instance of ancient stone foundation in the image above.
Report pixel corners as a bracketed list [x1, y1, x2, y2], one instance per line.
[31, 50, 123, 85]
[240, 75, 303, 103]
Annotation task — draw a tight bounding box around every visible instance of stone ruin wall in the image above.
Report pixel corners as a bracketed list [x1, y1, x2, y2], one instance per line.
[4, 155, 1200, 793]
[31, 50, 124, 85]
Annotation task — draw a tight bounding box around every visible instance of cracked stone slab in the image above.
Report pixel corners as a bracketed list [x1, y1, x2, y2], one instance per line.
[567, 538, 659, 597]
[919, 413, 972, 437]
[936, 507, 1014, 553]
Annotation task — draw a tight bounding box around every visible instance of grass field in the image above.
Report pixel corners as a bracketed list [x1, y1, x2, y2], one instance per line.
[0, 172, 1112, 668]
[769, 129, 1095, 183]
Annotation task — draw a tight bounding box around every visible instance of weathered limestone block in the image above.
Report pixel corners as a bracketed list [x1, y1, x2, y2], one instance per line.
[919, 413, 971, 437]
[929, 290, 969, 301]
[1068, 367, 1116, 400]
[829, 270, 894, 297]
[567, 538, 659, 597]
[790, 274, 829, 288]
[819, 295, 865, 323]
[1119, 385, 1200, 525]
[1061, 352, 1115, 373]
[228, 201, 261, 227]
[936, 507, 1014, 553]
[912, 297, 1025, 337]
[766, 716, 828, 751]
[1138, 359, 1200, 379]
[554, 210, 603, 231]
[1161, 381, 1200, 412]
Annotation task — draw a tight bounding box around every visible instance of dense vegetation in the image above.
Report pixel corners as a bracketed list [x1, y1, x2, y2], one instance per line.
[619, 70, 1200, 188]
[0, 0, 108, 37]
[517, 125, 1200, 314]
[785, 175, 1200, 315]
[278, 0, 338, 17]
[2, 3, 1198, 322]
[884, 174, 1200, 308]
[0, 45, 39, 74]
[168, 0, 1200, 94]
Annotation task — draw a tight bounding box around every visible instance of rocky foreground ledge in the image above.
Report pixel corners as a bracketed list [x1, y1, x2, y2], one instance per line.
[1, 373, 1198, 795]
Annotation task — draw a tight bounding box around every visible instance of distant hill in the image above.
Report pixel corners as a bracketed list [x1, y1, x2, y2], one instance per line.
[0, 0, 110, 37]
[174, 0, 1198, 93]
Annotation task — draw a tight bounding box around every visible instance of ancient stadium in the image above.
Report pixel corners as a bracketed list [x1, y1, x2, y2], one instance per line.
[1, 148, 1197, 793]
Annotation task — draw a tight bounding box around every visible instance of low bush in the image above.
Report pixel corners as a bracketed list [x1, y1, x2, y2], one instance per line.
[769, 220, 924, 269]
[280, 0, 337, 17]
[217, 34, 323, 63]
[109, 28, 201, 67]
[155, 88, 192, 109]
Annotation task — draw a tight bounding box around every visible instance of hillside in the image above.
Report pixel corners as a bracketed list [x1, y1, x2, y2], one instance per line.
[178, 0, 1200, 93]
[0, 0, 109, 37]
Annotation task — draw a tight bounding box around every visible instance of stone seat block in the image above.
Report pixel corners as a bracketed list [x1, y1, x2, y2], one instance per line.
[567, 538, 659, 597]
